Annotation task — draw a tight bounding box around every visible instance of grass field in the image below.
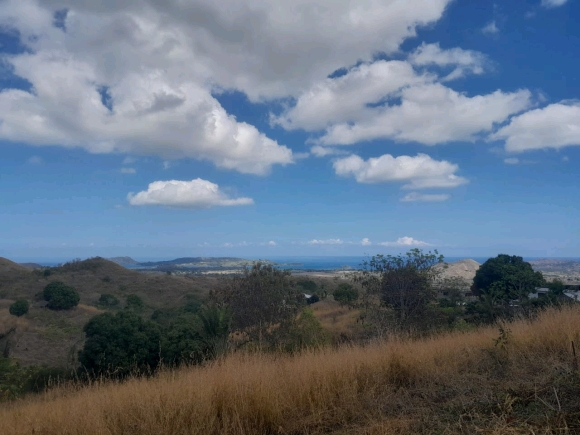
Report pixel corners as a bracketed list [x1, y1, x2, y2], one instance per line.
[2, 306, 580, 434]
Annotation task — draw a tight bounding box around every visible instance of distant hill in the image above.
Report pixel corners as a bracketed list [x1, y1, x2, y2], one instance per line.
[0, 256, 218, 368]
[108, 256, 139, 266]
[434, 259, 481, 284]
[129, 257, 272, 271]
[18, 262, 43, 269]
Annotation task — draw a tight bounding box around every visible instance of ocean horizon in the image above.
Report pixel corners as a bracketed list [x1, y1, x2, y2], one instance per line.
[16, 255, 580, 271]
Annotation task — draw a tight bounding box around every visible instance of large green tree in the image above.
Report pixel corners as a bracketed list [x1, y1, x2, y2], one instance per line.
[42, 282, 80, 310]
[353, 249, 444, 330]
[79, 311, 162, 377]
[210, 263, 303, 345]
[472, 254, 544, 302]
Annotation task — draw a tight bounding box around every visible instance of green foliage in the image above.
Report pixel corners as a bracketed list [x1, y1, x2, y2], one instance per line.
[0, 358, 74, 401]
[160, 314, 205, 366]
[9, 299, 29, 317]
[43, 268, 52, 277]
[79, 311, 162, 377]
[547, 279, 566, 295]
[210, 263, 304, 344]
[98, 293, 120, 308]
[472, 254, 544, 302]
[283, 308, 330, 352]
[125, 294, 144, 311]
[333, 283, 359, 306]
[297, 279, 318, 293]
[198, 305, 231, 358]
[42, 281, 80, 310]
[353, 249, 443, 330]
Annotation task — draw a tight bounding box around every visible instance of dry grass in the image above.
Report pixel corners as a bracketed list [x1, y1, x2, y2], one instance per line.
[311, 300, 362, 342]
[2, 306, 580, 434]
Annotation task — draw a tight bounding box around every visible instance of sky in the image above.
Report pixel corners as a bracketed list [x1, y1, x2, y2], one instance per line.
[0, 0, 579, 262]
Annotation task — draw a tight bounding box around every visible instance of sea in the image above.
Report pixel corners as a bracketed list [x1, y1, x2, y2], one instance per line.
[22, 256, 580, 272]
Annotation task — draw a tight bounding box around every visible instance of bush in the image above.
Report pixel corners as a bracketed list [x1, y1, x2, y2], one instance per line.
[9, 300, 29, 317]
[297, 279, 318, 293]
[306, 294, 320, 304]
[125, 294, 144, 311]
[333, 283, 359, 306]
[98, 293, 120, 307]
[42, 282, 80, 310]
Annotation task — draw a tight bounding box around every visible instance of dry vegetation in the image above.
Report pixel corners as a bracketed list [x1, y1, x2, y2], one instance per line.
[2, 306, 580, 434]
[311, 299, 362, 342]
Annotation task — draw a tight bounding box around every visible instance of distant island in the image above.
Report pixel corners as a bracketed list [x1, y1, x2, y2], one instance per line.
[108, 256, 274, 273]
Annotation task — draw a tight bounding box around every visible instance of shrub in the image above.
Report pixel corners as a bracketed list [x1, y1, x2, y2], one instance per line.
[9, 300, 29, 317]
[98, 293, 120, 307]
[43, 269, 52, 277]
[42, 282, 80, 310]
[297, 279, 318, 292]
[125, 294, 144, 311]
[306, 294, 320, 304]
[333, 283, 359, 306]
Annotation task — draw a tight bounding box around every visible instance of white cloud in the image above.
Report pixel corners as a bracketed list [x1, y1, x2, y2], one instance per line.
[310, 145, 348, 157]
[562, 156, 570, 162]
[318, 84, 532, 146]
[272, 60, 429, 131]
[379, 236, 431, 247]
[222, 243, 234, 248]
[400, 192, 450, 202]
[122, 156, 137, 165]
[409, 43, 488, 80]
[333, 153, 468, 189]
[268, 241, 276, 246]
[120, 167, 137, 174]
[541, 0, 568, 8]
[308, 239, 344, 245]
[361, 238, 372, 246]
[504, 158, 520, 165]
[27, 155, 43, 165]
[482, 21, 499, 35]
[0, 0, 454, 173]
[490, 102, 580, 153]
[127, 178, 254, 208]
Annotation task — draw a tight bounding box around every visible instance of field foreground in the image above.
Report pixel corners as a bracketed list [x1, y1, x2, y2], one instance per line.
[2, 307, 580, 434]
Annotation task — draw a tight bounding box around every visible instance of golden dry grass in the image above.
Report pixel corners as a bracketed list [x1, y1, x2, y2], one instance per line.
[2, 306, 580, 434]
[311, 300, 362, 342]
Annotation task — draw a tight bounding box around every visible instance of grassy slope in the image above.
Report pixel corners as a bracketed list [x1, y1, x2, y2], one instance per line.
[0, 257, 217, 367]
[2, 307, 580, 434]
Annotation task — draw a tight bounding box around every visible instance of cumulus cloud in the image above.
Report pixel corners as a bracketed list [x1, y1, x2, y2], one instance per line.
[482, 21, 499, 35]
[361, 238, 372, 246]
[400, 192, 450, 202]
[318, 84, 532, 146]
[379, 236, 431, 247]
[409, 43, 488, 80]
[333, 153, 468, 189]
[541, 0, 568, 8]
[490, 102, 580, 153]
[267, 241, 276, 246]
[272, 60, 429, 131]
[127, 178, 254, 208]
[120, 167, 137, 174]
[308, 239, 344, 245]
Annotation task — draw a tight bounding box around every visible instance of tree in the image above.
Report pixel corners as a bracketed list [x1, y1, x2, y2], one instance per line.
[98, 293, 120, 308]
[198, 305, 231, 358]
[547, 278, 566, 295]
[125, 294, 144, 311]
[9, 300, 29, 317]
[297, 279, 318, 293]
[472, 255, 544, 302]
[352, 249, 444, 330]
[79, 311, 162, 377]
[209, 263, 303, 345]
[42, 282, 80, 310]
[333, 283, 359, 306]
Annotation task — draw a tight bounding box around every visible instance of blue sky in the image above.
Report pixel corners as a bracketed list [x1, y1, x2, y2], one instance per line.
[0, 0, 579, 261]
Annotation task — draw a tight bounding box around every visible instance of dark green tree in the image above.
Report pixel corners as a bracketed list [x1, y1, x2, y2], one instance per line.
[198, 305, 231, 358]
[297, 279, 318, 293]
[333, 283, 359, 306]
[42, 281, 80, 310]
[79, 311, 162, 377]
[353, 249, 444, 330]
[210, 263, 303, 344]
[472, 255, 544, 302]
[9, 300, 29, 317]
[125, 294, 144, 311]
